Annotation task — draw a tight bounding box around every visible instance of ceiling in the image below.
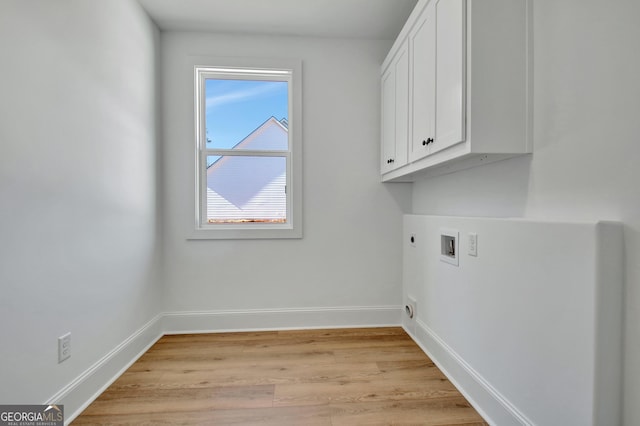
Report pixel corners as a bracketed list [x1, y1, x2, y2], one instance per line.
[137, 0, 418, 40]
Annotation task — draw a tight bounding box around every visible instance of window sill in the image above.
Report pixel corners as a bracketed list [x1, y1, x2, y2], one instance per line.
[187, 225, 302, 240]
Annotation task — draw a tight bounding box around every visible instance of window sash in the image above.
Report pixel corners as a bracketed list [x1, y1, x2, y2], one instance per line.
[195, 67, 294, 231]
[198, 151, 292, 230]
[195, 67, 294, 152]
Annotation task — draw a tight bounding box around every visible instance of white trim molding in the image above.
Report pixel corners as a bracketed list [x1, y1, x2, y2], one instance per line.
[404, 319, 533, 426]
[162, 306, 402, 334]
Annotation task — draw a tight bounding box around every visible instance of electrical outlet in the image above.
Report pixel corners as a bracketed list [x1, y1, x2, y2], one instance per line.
[468, 233, 478, 256]
[58, 333, 71, 363]
[407, 296, 417, 319]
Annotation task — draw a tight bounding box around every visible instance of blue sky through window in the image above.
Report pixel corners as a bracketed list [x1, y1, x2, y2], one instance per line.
[205, 79, 288, 149]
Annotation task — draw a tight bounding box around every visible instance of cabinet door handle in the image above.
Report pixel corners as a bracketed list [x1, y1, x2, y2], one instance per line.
[422, 140, 427, 146]
[427, 137, 434, 145]
[389, 158, 394, 163]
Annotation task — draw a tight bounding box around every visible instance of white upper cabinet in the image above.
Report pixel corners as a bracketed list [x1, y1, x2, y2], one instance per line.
[381, 0, 531, 182]
[408, 2, 436, 163]
[381, 40, 409, 173]
[434, 0, 465, 154]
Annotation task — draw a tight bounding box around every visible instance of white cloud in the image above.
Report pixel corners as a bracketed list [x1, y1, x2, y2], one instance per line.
[206, 82, 282, 109]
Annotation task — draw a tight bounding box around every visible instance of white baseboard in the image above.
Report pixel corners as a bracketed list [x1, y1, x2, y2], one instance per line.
[51, 306, 402, 424]
[162, 306, 402, 334]
[404, 319, 532, 426]
[47, 315, 163, 425]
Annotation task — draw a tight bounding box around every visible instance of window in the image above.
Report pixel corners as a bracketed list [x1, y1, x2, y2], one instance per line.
[192, 60, 302, 239]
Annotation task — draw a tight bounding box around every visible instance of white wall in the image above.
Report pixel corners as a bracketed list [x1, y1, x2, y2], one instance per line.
[161, 33, 411, 319]
[0, 0, 161, 408]
[411, 0, 640, 424]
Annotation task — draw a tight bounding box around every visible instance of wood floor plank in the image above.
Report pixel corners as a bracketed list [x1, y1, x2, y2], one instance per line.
[162, 331, 280, 342]
[277, 327, 407, 339]
[132, 349, 337, 371]
[79, 385, 275, 416]
[102, 369, 165, 390]
[330, 398, 487, 426]
[273, 376, 463, 407]
[72, 327, 487, 425]
[190, 405, 334, 426]
[333, 344, 429, 363]
[156, 361, 381, 388]
[134, 343, 248, 361]
[241, 336, 416, 355]
[74, 405, 334, 426]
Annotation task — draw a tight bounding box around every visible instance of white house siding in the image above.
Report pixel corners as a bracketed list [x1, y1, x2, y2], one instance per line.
[206, 117, 287, 222]
[207, 172, 286, 222]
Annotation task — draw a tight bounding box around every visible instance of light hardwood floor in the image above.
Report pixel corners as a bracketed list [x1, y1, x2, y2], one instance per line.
[73, 327, 487, 425]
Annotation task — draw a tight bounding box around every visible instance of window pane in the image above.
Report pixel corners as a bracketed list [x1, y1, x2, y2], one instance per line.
[206, 155, 287, 224]
[205, 79, 288, 150]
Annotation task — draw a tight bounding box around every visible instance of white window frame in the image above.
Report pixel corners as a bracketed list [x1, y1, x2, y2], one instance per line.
[189, 58, 302, 240]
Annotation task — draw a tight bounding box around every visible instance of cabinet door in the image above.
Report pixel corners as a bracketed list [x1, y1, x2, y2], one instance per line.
[394, 45, 409, 169]
[433, 0, 466, 154]
[409, 3, 436, 163]
[381, 42, 409, 174]
[381, 67, 396, 174]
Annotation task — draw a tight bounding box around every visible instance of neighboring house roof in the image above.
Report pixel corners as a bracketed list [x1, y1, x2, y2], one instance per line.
[211, 116, 288, 154]
[206, 117, 288, 222]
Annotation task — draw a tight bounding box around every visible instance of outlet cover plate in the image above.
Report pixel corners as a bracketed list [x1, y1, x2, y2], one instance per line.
[58, 333, 71, 363]
[468, 232, 478, 256]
